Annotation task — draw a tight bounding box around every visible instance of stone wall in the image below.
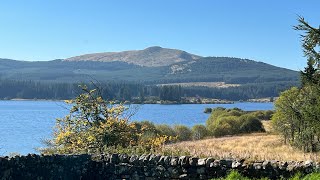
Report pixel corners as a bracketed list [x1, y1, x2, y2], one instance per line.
[0, 153, 319, 179]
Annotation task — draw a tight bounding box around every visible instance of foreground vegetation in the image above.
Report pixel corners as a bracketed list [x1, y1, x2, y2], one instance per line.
[36, 17, 320, 180]
[165, 132, 320, 161]
[39, 82, 271, 155]
[40, 85, 171, 154]
[213, 171, 320, 180]
[206, 107, 269, 137]
[272, 17, 320, 152]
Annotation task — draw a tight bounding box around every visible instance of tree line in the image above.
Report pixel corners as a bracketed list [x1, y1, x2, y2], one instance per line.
[0, 79, 297, 101]
[272, 17, 320, 152]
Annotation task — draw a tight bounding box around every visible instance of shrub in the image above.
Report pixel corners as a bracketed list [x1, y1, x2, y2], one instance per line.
[173, 125, 192, 141]
[206, 108, 265, 137]
[210, 116, 240, 137]
[227, 108, 245, 116]
[40, 86, 169, 155]
[133, 120, 158, 135]
[206, 107, 228, 128]
[204, 107, 212, 113]
[40, 85, 140, 155]
[156, 124, 176, 137]
[263, 110, 274, 120]
[239, 114, 265, 133]
[249, 111, 265, 119]
[249, 110, 274, 120]
[191, 124, 209, 140]
[272, 86, 320, 152]
[137, 132, 170, 151]
[130, 121, 175, 150]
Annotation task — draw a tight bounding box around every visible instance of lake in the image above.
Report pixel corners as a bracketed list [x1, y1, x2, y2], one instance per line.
[0, 101, 273, 155]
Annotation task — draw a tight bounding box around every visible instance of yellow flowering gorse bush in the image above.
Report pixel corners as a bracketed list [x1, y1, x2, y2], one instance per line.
[41, 85, 172, 155]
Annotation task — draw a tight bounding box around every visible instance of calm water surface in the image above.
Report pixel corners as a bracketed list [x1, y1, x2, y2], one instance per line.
[0, 101, 273, 155]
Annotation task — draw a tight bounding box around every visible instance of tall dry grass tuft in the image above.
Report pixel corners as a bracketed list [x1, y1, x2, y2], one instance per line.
[165, 133, 320, 161]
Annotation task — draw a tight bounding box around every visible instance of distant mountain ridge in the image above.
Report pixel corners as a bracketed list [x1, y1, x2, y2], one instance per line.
[65, 46, 202, 67]
[0, 46, 299, 85]
[0, 47, 300, 100]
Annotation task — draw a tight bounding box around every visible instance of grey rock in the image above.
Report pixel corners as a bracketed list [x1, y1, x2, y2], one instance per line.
[304, 160, 313, 167]
[205, 158, 214, 167]
[315, 162, 320, 171]
[138, 154, 145, 165]
[2, 153, 320, 179]
[286, 164, 296, 171]
[131, 172, 140, 180]
[262, 161, 271, 169]
[121, 175, 131, 179]
[197, 158, 206, 166]
[270, 160, 279, 168]
[143, 166, 151, 176]
[168, 167, 180, 178]
[157, 156, 165, 165]
[119, 154, 129, 163]
[212, 160, 220, 168]
[182, 167, 188, 173]
[110, 154, 119, 164]
[178, 156, 190, 167]
[197, 167, 206, 174]
[163, 156, 171, 166]
[279, 161, 288, 170]
[115, 163, 132, 175]
[170, 157, 179, 166]
[199, 174, 207, 179]
[232, 161, 242, 169]
[189, 157, 199, 167]
[220, 159, 233, 168]
[253, 163, 262, 170]
[179, 174, 189, 179]
[148, 154, 157, 165]
[138, 154, 145, 161]
[155, 165, 166, 177]
[129, 155, 139, 165]
[145, 177, 156, 180]
[143, 154, 151, 165]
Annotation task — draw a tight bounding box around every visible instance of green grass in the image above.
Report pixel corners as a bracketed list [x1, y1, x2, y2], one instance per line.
[212, 171, 320, 180]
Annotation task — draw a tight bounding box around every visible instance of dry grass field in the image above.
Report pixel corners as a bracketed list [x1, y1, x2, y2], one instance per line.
[158, 82, 240, 88]
[164, 121, 320, 162]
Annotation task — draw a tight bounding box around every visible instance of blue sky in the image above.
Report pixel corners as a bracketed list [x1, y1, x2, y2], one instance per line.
[0, 0, 319, 70]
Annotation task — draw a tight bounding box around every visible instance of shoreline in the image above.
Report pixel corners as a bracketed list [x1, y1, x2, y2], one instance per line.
[2, 98, 65, 102]
[1, 98, 273, 104]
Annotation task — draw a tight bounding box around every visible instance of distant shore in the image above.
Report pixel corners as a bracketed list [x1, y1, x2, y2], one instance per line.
[1, 98, 274, 104]
[3, 98, 65, 101]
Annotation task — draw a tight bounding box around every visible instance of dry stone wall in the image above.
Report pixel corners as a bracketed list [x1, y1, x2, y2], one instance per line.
[0, 153, 319, 179]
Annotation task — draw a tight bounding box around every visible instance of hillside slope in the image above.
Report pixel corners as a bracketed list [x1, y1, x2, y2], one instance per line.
[0, 47, 299, 85]
[66, 46, 201, 67]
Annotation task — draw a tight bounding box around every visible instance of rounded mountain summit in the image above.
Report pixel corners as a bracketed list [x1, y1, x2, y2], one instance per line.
[65, 46, 202, 67]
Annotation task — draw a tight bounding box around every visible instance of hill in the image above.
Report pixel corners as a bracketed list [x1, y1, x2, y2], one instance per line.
[0, 47, 300, 100]
[0, 49, 298, 84]
[65, 46, 201, 67]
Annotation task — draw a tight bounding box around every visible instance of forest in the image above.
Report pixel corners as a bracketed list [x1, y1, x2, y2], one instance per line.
[0, 79, 298, 101]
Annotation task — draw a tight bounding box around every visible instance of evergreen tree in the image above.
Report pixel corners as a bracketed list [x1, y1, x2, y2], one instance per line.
[273, 17, 320, 152]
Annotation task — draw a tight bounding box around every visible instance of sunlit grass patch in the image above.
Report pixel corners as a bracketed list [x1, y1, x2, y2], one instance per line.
[164, 133, 320, 161]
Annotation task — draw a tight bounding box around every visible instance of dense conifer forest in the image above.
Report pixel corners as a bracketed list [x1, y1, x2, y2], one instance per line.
[0, 79, 298, 101]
